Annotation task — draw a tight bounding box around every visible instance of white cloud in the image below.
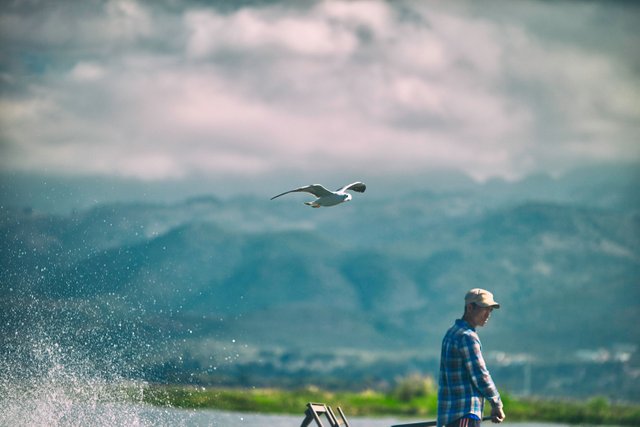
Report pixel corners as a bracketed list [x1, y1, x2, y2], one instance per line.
[0, 0, 638, 186]
[104, 0, 152, 38]
[70, 62, 106, 82]
[185, 7, 358, 58]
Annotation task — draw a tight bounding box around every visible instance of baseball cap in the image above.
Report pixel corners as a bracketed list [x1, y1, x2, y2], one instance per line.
[465, 288, 500, 308]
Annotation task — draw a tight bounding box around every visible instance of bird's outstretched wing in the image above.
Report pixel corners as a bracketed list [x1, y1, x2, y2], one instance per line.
[337, 181, 366, 193]
[270, 184, 333, 200]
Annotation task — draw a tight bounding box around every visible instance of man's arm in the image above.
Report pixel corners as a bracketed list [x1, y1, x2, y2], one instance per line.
[460, 334, 503, 411]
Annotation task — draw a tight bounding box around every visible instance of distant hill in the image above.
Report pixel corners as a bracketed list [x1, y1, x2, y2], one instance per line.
[1, 165, 639, 400]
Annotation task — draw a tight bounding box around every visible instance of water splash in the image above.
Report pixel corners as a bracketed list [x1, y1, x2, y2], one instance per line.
[0, 300, 191, 426]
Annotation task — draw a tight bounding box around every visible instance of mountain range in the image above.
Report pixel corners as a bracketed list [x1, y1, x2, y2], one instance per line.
[1, 164, 638, 400]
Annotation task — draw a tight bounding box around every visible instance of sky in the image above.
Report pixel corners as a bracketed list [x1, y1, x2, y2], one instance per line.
[0, 0, 639, 200]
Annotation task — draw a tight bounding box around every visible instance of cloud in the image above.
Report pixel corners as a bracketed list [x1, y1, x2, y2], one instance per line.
[184, 7, 360, 58]
[0, 0, 638, 187]
[70, 62, 107, 82]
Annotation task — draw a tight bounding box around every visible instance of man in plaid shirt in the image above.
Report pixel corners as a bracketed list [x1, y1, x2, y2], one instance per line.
[437, 288, 505, 427]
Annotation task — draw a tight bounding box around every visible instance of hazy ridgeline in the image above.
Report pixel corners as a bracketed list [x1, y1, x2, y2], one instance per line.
[1, 165, 639, 410]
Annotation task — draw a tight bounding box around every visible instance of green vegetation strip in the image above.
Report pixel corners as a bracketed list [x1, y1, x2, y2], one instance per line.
[141, 385, 640, 426]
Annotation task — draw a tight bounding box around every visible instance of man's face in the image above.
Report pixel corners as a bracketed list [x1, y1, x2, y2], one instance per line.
[467, 304, 494, 328]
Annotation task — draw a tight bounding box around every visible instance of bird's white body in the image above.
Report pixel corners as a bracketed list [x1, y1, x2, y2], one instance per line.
[304, 192, 351, 208]
[271, 182, 366, 208]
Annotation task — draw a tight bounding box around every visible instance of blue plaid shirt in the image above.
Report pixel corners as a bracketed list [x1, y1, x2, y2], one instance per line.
[437, 319, 502, 426]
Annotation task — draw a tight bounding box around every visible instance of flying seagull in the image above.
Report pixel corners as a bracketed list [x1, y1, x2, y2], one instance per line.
[270, 182, 366, 208]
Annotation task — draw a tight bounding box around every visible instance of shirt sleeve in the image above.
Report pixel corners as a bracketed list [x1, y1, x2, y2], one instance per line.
[460, 333, 503, 409]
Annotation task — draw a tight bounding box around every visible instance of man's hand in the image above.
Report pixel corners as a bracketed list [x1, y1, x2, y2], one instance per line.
[491, 406, 505, 423]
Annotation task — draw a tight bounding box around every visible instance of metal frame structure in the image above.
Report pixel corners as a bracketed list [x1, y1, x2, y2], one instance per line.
[300, 402, 351, 427]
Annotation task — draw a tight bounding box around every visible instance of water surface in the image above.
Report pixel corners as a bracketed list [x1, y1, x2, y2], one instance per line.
[1, 400, 573, 427]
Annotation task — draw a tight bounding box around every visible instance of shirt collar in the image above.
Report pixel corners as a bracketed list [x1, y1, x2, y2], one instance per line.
[456, 318, 476, 331]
